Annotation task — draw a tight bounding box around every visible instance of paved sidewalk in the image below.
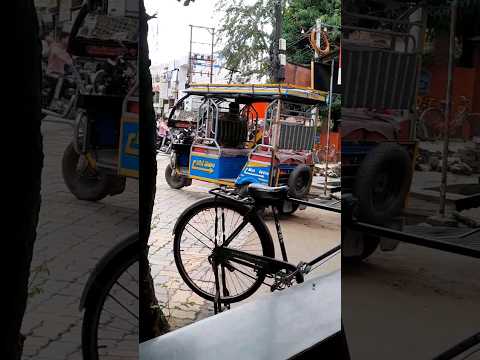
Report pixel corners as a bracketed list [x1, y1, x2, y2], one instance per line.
[149, 155, 341, 331]
[21, 121, 138, 360]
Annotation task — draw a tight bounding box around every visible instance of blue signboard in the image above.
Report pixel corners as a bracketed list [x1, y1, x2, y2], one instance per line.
[119, 116, 139, 178]
[236, 161, 271, 186]
[189, 154, 221, 180]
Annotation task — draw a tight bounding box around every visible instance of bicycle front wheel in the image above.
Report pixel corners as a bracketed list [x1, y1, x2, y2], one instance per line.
[174, 197, 275, 304]
[82, 242, 139, 360]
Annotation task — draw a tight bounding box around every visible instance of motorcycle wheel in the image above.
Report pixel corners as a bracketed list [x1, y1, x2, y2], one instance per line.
[62, 143, 116, 201]
[165, 164, 190, 189]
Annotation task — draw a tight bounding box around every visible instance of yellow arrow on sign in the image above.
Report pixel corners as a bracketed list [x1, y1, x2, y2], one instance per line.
[191, 164, 215, 174]
[126, 133, 139, 156]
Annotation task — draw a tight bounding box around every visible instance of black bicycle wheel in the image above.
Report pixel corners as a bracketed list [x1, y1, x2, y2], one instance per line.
[82, 245, 139, 360]
[420, 108, 444, 140]
[173, 197, 275, 304]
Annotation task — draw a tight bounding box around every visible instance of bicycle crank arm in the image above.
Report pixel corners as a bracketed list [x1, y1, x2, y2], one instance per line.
[215, 247, 297, 275]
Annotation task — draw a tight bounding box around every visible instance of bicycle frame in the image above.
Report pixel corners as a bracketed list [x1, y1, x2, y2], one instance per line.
[208, 188, 341, 313]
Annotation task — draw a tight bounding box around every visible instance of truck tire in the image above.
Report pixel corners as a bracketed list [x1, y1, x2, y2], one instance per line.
[288, 165, 313, 198]
[62, 143, 113, 201]
[354, 143, 412, 225]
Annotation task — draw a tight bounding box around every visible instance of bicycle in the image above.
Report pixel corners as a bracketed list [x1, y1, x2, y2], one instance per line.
[80, 232, 139, 360]
[172, 184, 341, 313]
[418, 96, 480, 141]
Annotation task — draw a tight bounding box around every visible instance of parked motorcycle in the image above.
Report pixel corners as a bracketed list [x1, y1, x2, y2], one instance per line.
[41, 63, 91, 120]
[92, 55, 136, 96]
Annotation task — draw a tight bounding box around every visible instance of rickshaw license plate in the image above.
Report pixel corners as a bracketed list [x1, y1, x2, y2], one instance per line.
[118, 114, 139, 178]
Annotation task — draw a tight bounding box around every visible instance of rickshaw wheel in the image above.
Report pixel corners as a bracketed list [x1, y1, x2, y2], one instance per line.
[276, 201, 300, 216]
[342, 228, 380, 263]
[62, 143, 114, 201]
[165, 164, 190, 189]
[354, 143, 412, 225]
[288, 165, 313, 198]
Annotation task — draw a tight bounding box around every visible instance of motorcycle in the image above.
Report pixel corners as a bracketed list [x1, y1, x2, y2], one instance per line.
[91, 55, 136, 96]
[41, 62, 91, 121]
[156, 119, 172, 154]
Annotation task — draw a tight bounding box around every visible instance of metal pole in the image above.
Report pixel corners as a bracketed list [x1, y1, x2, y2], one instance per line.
[210, 28, 215, 84]
[315, 19, 322, 60]
[439, 0, 457, 216]
[269, 99, 281, 186]
[324, 59, 335, 196]
[410, 7, 428, 140]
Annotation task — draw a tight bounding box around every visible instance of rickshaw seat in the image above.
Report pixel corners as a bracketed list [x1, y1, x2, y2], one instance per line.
[221, 148, 251, 156]
[248, 183, 289, 202]
[217, 117, 248, 147]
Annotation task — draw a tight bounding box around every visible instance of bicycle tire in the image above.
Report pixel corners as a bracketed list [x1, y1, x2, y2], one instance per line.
[420, 108, 444, 140]
[465, 113, 480, 140]
[173, 197, 275, 304]
[81, 243, 138, 360]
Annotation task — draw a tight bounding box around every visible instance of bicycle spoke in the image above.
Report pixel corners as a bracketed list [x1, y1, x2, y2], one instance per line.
[186, 222, 215, 243]
[115, 280, 139, 301]
[227, 263, 270, 287]
[105, 295, 139, 323]
[184, 226, 213, 249]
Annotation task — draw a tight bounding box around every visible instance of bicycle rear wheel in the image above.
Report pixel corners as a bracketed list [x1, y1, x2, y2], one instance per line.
[173, 197, 275, 304]
[82, 243, 138, 360]
[420, 108, 444, 140]
[465, 113, 480, 140]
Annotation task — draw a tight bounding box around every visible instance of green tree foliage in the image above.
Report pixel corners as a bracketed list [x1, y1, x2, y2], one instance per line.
[283, 0, 340, 65]
[215, 0, 275, 82]
[215, 0, 340, 80]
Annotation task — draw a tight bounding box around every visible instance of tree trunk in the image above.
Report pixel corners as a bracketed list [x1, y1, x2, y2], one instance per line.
[139, 0, 170, 342]
[5, 1, 43, 358]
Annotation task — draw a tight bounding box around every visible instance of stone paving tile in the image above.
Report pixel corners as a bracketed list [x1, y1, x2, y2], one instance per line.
[149, 156, 218, 331]
[21, 121, 138, 359]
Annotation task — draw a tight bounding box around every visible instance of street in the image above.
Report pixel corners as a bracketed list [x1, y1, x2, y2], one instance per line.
[149, 155, 341, 330]
[21, 120, 138, 360]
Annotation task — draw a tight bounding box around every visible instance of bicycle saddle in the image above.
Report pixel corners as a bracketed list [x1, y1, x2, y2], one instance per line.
[247, 183, 289, 202]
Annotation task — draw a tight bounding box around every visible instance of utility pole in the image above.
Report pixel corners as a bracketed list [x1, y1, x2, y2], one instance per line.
[273, 0, 285, 82]
[187, 25, 215, 86]
[210, 28, 215, 84]
[187, 25, 193, 86]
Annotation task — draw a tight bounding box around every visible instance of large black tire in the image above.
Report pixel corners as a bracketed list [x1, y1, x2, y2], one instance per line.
[62, 143, 115, 201]
[81, 240, 138, 360]
[354, 143, 412, 225]
[288, 165, 313, 198]
[165, 163, 189, 189]
[173, 197, 275, 304]
[108, 176, 127, 196]
[276, 201, 300, 216]
[342, 230, 380, 264]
